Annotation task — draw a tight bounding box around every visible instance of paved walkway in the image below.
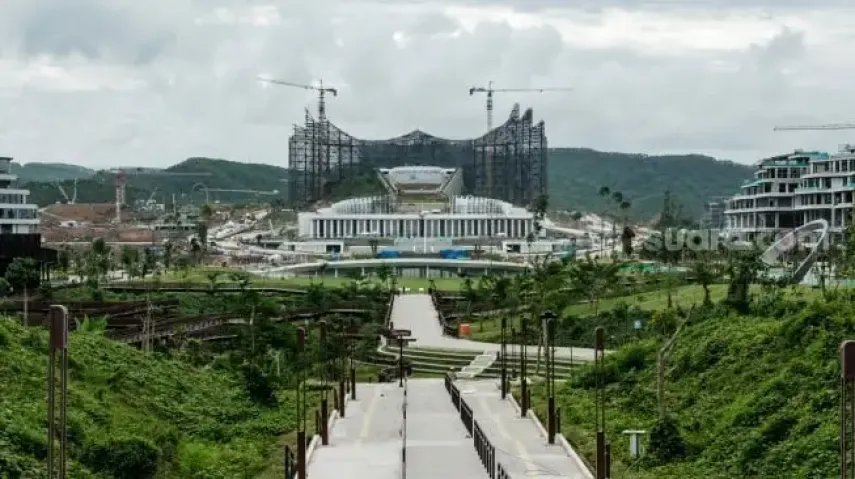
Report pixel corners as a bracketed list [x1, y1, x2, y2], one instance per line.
[390, 294, 597, 360]
[404, 379, 488, 478]
[308, 379, 488, 479]
[457, 380, 593, 479]
[307, 383, 403, 479]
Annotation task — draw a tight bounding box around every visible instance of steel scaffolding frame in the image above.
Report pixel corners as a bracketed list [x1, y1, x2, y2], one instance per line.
[287, 104, 547, 208]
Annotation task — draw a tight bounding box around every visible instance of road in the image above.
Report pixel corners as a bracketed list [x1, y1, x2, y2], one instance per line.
[390, 294, 597, 360]
[308, 379, 488, 479]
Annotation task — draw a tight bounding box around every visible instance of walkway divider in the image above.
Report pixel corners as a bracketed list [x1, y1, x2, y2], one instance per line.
[429, 287, 458, 336]
[444, 374, 512, 479]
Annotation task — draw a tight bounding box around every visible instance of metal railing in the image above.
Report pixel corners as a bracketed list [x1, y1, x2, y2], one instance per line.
[444, 373, 513, 479]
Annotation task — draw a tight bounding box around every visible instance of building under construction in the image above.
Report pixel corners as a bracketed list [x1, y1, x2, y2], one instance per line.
[287, 104, 547, 208]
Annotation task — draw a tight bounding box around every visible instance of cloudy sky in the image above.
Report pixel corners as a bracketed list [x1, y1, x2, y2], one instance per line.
[1, 0, 854, 169]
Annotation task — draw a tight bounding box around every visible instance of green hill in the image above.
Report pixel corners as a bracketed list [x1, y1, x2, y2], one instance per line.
[543, 295, 847, 478]
[18, 151, 752, 217]
[0, 319, 300, 477]
[547, 148, 752, 220]
[11, 162, 95, 183]
[25, 158, 290, 207]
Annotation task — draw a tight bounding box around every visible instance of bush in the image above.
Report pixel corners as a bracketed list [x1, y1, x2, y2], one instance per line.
[81, 436, 160, 478]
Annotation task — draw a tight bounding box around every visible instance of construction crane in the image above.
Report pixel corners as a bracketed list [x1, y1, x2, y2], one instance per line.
[192, 183, 280, 204]
[469, 81, 573, 131]
[774, 124, 855, 131]
[54, 178, 78, 204]
[257, 76, 338, 120]
[110, 168, 212, 223]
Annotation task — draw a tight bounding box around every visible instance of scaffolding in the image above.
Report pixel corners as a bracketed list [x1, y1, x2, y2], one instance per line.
[287, 104, 547, 208]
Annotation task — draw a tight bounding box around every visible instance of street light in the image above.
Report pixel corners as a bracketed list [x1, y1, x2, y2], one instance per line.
[542, 310, 557, 444]
[500, 312, 508, 399]
[318, 320, 329, 446]
[296, 327, 307, 479]
[520, 313, 529, 417]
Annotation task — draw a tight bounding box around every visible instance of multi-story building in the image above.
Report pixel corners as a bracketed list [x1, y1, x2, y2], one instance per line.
[724, 150, 819, 240]
[0, 157, 39, 234]
[795, 144, 855, 241]
[724, 146, 855, 242]
[0, 157, 54, 277]
[298, 166, 537, 243]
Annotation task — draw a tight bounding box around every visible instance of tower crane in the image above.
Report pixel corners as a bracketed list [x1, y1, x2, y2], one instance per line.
[54, 178, 78, 204]
[774, 124, 855, 131]
[257, 76, 338, 120]
[469, 81, 573, 131]
[109, 168, 212, 223]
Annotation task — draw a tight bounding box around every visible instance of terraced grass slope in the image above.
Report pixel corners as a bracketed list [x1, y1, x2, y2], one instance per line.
[534, 295, 852, 478]
[0, 319, 301, 478]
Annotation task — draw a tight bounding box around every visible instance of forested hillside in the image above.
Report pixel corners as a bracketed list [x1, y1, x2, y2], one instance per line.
[10, 162, 95, 183]
[547, 148, 752, 220]
[18, 150, 753, 217]
[25, 158, 290, 207]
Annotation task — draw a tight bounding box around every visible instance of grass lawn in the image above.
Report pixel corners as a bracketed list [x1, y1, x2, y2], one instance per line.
[144, 267, 466, 291]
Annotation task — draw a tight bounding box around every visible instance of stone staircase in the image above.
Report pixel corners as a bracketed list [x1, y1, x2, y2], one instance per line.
[457, 351, 497, 379]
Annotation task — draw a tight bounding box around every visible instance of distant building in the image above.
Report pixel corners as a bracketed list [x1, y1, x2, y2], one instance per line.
[298, 166, 537, 242]
[724, 146, 855, 242]
[700, 199, 727, 229]
[0, 157, 56, 277]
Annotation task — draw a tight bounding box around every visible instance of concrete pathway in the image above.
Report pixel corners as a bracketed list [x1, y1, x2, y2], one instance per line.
[307, 383, 403, 479]
[404, 378, 488, 478]
[390, 294, 597, 360]
[458, 380, 594, 479]
[308, 379, 488, 479]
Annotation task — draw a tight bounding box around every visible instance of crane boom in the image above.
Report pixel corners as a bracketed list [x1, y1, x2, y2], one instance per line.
[468, 81, 572, 131]
[774, 124, 855, 131]
[257, 76, 338, 120]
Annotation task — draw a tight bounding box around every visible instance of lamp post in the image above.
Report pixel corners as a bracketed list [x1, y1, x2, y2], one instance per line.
[296, 327, 307, 479]
[318, 321, 329, 446]
[520, 313, 529, 417]
[542, 310, 557, 444]
[47, 305, 69, 479]
[500, 314, 508, 399]
[595, 326, 608, 479]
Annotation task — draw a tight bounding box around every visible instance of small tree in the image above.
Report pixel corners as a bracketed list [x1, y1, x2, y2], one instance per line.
[5, 257, 40, 325]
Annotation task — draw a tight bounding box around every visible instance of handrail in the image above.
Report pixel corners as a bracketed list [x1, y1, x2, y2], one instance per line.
[429, 287, 458, 337]
[443, 373, 513, 478]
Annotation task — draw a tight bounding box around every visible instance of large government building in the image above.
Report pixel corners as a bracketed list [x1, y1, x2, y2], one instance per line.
[287, 104, 547, 208]
[297, 166, 537, 242]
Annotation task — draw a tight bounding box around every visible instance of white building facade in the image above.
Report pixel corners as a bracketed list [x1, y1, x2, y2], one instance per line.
[0, 157, 39, 234]
[724, 146, 855, 242]
[298, 195, 536, 241]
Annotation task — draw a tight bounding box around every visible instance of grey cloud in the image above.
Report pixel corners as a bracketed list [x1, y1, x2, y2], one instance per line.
[0, 0, 853, 168]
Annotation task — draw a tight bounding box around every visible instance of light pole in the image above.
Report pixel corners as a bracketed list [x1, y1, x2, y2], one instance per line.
[296, 327, 307, 479]
[520, 313, 529, 416]
[542, 310, 557, 444]
[595, 326, 609, 479]
[318, 321, 329, 445]
[500, 312, 508, 399]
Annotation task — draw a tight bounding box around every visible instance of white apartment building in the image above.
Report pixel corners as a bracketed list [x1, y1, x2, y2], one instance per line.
[724, 146, 855, 242]
[795, 144, 855, 241]
[0, 157, 39, 235]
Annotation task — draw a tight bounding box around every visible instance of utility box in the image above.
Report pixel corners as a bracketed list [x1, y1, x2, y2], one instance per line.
[622, 430, 646, 457]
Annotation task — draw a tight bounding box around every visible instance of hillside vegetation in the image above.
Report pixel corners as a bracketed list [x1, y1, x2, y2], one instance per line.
[547, 148, 752, 220]
[18, 150, 752, 218]
[25, 157, 290, 207]
[536, 293, 849, 478]
[0, 319, 300, 478]
[11, 163, 95, 184]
